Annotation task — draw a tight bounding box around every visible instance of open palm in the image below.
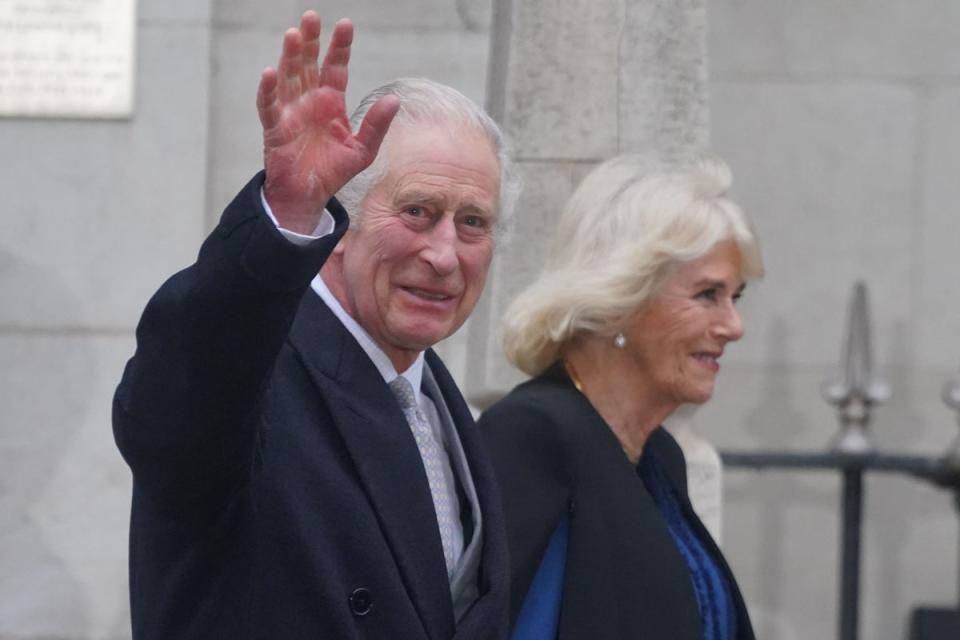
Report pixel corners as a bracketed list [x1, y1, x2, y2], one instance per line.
[257, 13, 398, 233]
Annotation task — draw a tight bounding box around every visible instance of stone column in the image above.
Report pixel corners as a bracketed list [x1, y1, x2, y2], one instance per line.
[466, 0, 710, 407]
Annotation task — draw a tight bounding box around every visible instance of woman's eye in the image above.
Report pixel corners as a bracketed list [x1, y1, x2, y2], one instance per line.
[697, 288, 718, 301]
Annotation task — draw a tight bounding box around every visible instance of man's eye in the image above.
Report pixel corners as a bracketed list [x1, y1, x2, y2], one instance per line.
[405, 206, 425, 217]
[463, 215, 484, 228]
[732, 291, 743, 304]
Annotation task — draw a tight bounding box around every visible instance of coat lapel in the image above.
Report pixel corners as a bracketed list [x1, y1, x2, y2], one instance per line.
[288, 292, 455, 639]
[424, 352, 510, 638]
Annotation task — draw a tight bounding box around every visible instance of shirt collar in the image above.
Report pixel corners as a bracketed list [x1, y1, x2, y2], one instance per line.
[311, 275, 425, 399]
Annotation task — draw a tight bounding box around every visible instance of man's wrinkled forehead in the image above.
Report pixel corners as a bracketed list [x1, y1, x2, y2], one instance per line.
[378, 118, 500, 188]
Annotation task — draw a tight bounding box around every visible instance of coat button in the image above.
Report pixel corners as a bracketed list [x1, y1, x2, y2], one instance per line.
[348, 588, 373, 617]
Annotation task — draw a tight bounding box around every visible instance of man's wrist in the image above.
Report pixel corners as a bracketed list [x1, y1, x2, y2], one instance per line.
[261, 187, 335, 244]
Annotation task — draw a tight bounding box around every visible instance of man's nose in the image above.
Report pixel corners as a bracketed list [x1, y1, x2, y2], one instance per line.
[421, 217, 458, 276]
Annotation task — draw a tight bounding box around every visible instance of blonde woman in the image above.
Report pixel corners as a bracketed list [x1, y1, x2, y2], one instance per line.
[480, 154, 762, 640]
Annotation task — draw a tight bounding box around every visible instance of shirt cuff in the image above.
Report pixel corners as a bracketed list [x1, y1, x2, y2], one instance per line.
[260, 187, 336, 245]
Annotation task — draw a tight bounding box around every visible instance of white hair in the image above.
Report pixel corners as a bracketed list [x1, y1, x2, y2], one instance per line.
[336, 77, 521, 236]
[502, 153, 764, 376]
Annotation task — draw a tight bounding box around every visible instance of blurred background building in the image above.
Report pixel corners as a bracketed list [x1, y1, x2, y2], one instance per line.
[1, 1, 958, 638]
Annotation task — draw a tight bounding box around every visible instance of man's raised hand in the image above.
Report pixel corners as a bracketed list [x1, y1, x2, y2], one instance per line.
[257, 11, 399, 234]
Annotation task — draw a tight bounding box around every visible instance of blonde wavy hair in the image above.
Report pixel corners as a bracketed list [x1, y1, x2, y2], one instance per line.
[503, 153, 764, 376]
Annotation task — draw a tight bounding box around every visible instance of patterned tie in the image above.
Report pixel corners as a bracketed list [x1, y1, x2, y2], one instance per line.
[388, 376, 462, 577]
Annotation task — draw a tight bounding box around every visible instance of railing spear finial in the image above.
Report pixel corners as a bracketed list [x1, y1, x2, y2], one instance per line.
[821, 281, 890, 453]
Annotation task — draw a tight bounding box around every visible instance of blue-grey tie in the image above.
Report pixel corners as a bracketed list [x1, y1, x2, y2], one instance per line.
[389, 376, 462, 576]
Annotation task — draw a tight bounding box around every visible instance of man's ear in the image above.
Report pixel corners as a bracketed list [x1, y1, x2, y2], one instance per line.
[331, 230, 350, 256]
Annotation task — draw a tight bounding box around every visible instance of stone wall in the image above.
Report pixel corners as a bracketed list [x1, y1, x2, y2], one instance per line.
[0, 1, 214, 637]
[705, 2, 960, 638]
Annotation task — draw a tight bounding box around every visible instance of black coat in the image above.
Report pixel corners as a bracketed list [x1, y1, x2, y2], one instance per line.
[479, 362, 755, 640]
[113, 172, 509, 640]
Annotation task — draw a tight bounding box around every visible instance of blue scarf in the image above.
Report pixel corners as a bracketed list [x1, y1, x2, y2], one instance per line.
[638, 452, 737, 640]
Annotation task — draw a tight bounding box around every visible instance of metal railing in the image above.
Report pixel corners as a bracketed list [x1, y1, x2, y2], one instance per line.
[719, 282, 960, 640]
[720, 450, 960, 640]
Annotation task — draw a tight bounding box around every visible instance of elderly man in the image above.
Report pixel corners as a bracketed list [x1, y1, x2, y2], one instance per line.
[113, 11, 512, 639]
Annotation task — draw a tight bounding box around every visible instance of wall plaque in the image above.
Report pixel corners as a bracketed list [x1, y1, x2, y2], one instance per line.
[0, 0, 135, 118]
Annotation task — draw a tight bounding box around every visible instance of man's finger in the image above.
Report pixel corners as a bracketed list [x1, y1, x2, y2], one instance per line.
[300, 11, 322, 90]
[277, 28, 304, 103]
[354, 95, 400, 157]
[318, 19, 353, 92]
[256, 68, 280, 129]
